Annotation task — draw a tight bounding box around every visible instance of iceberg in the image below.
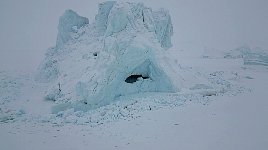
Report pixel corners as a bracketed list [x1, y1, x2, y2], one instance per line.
[36, 1, 195, 112]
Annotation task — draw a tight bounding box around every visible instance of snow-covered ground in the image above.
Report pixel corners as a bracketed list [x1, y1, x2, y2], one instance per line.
[1, 49, 268, 150]
[1, 0, 268, 150]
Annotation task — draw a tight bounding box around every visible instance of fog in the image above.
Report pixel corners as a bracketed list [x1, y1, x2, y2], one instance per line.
[1, 0, 267, 72]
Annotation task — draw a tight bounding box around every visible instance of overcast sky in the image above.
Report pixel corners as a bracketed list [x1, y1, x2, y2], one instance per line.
[1, 0, 268, 72]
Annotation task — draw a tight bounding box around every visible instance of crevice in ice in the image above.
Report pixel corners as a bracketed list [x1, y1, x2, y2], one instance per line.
[93, 52, 98, 57]
[125, 75, 149, 83]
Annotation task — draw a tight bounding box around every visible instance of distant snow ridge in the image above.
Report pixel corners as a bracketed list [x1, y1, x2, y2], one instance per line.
[224, 46, 268, 66]
[36, 1, 202, 113]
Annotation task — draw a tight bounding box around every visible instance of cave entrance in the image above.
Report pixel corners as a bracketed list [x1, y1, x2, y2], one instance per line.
[125, 75, 149, 83]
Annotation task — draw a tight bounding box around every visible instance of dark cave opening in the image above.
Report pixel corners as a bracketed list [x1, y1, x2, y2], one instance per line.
[125, 75, 149, 83]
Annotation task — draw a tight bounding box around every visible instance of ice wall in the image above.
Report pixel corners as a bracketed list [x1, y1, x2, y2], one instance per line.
[95, 1, 116, 34]
[95, 1, 173, 49]
[153, 9, 173, 49]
